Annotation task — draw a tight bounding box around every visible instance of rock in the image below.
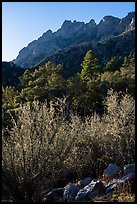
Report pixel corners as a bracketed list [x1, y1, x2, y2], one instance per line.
[13, 12, 135, 68]
[42, 187, 64, 202]
[75, 179, 105, 201]
[116, 12, 135, 34]
[105, 179, 119, 194]
[96, 16, 120, 40]
[120, 173, 135, 182]
[123, 164, 135, 175]
[42, 163, 135, 202]
[129, 17, 135, 30]
[105, 173, 135, 195]
[63, 183, 80, 200]
[103, 163, 122, 179]
[77, 177, 92, 188]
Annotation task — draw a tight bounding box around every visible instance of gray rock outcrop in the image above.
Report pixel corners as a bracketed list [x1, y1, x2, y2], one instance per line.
[75, 179, 105, 201]
[123, 163, 135, 175]
[103, 163, 122, 179]
[105, 172, 135, 194]
[42, 163, 135, 202]
[96, 16, 120, 40]
[77, 177, 92, 188]
[13, 12, 135, 68]
[63, 183, 80, 200]
[42, 188, 64, 202]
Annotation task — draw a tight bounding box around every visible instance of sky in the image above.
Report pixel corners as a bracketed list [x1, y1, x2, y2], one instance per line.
[2, 2, 135, 62]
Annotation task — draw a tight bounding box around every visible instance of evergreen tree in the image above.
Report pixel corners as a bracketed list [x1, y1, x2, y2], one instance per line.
[80, 50, 100, 81]
[19, 69, 33, 87]
[104, 56, 120, 72]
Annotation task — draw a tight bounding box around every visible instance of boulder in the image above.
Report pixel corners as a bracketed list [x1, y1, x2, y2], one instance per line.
[105, 173, 135, 195]
[75, 179, 105, 201]
[120, 173, 135, 182]
[42, 188, 64, 202]
[123, 164, 135, 175]
[103, 163, 122, 179]
[63, 183, 80, 200]
[105, 179, 119, 194]
[77, 177, 92, 188]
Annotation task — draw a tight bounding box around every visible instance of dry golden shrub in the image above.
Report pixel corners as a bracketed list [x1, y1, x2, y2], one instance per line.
[2, 89, 135, 201]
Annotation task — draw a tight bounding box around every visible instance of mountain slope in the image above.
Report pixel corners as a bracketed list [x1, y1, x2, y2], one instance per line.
[13, 12, 135, 69]
[33, 28, 135, 78]
[2, 62, 25, 87]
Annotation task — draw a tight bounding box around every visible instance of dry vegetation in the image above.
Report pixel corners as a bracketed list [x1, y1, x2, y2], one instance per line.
[2, 89, 135, 202]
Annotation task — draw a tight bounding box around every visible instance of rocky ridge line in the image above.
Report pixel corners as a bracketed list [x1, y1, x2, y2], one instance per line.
[13, 12, 135, 68]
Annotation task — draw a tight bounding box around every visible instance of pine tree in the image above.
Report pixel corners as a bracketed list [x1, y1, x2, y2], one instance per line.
[80, 50, 99, 81]
[104, 56, 120, 72]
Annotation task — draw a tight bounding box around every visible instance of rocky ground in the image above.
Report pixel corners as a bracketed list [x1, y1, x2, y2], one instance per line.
[42, 163, 135, 202]
[2, 163, 135, 202]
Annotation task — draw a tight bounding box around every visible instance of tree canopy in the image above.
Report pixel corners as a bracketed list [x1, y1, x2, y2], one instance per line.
[80, 50, 100, 81]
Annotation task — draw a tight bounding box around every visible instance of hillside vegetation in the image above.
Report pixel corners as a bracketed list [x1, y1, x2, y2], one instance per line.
[2, 50, 135, 202]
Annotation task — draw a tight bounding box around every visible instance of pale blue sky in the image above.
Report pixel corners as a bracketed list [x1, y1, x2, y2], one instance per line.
[2, 2, 135, 62]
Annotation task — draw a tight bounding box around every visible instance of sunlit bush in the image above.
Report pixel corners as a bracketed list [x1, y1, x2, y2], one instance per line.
[2, 90, 135, 201]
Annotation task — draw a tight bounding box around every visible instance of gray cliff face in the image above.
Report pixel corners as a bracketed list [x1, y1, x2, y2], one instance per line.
[96, 16, 120, 40]
[13, 12, 135, 68]
[55, 19, 97, 39]
[116, 12, 135, 34]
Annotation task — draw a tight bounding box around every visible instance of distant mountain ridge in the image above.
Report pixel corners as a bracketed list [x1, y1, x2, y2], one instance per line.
[12, 12, 135, 68]
[33, 29, 135, 78]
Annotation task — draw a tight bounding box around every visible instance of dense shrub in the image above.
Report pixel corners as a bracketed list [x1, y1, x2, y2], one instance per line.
[2, 90, 135, 202]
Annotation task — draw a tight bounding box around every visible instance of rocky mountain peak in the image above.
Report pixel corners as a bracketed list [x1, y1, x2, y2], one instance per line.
[86, 19, 97, 28]
[126, 11, 135, 20]
[102, 15, 120, 23]
[96, 15, 120, 40]
[42, 29, 52, 36]
[55, 19, 85, 38]
[13, 12, 135, 68]
[61, 20, 72, 29]
[116, 11, 135, 34]
[38, 29, 53, 42]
